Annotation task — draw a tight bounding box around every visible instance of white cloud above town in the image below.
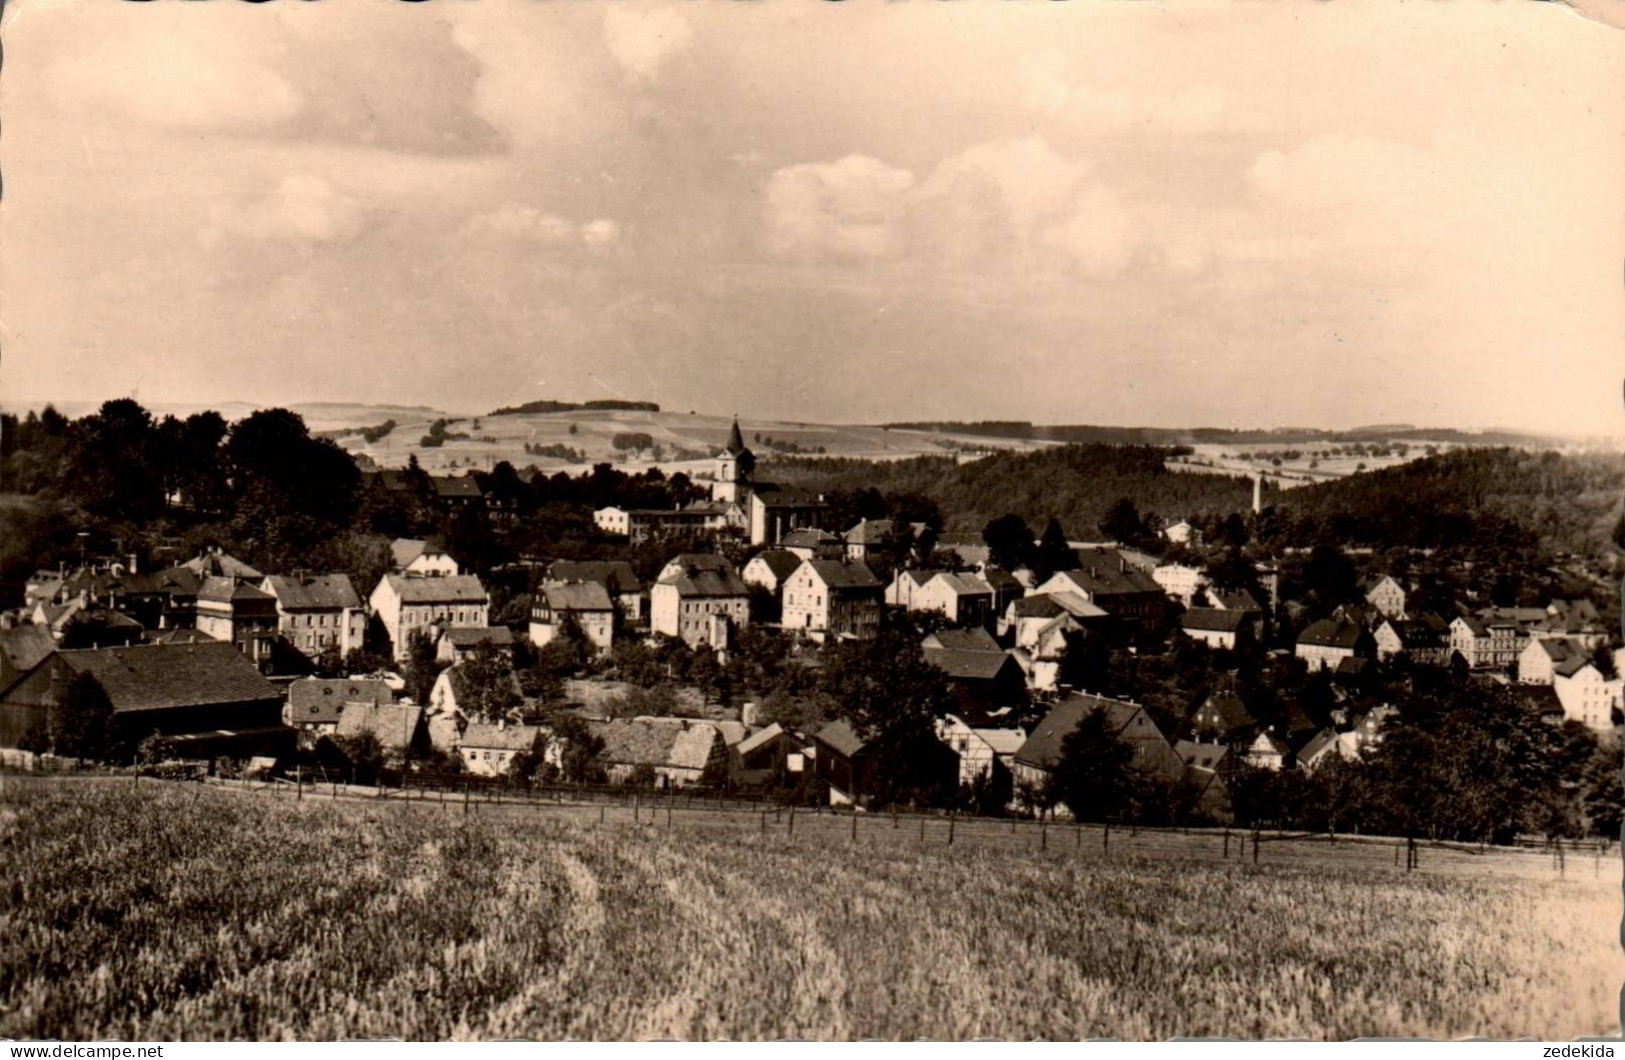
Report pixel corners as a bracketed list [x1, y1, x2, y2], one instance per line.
[2, 0, 1620, 436]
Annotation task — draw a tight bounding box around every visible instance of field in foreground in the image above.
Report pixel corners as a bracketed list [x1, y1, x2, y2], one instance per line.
[1, 779, 1619, 1041]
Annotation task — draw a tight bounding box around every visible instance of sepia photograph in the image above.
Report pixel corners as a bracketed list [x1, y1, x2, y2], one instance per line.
[0, 0, 1622, 1043]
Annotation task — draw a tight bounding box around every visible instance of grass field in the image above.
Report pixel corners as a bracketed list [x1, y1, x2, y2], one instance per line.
[1, 777, 1619, 1041]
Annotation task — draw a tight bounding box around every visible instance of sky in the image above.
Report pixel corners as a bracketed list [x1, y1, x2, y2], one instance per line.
[1, 0, 1622, 435]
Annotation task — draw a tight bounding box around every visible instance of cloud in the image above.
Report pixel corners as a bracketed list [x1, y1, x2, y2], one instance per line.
[1019, 50, 1235, 136]
[763, 155, 917, 260]
[50, 29, 302, 132]
[461, 203, 623, 252]
[580, 219, 623, 249]
[464, 203, 579, 246]
[1039, 184, 1140, 279]
[603, 7, 694, 83]
[202, 176, 365, 246]
[909, 137, 1086, 264]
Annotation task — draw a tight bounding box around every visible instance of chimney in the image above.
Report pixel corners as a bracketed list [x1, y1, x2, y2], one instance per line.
[128, 553, 139, 575]
[1253, 473, 1263, 515]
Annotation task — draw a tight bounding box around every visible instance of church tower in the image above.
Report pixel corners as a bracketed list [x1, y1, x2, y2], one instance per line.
[712, 418, 755, 504]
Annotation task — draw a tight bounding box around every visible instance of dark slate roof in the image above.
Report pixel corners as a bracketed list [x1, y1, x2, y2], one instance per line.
[1063, 547, 1163, 595]
[814, 718, 867, 758]
[1198, 692, 1256, 734]
[183, 552, 263, 580]
[461, 721, 543, 752]
[1173, 740, 1229, 771]
[287, 678, 393, 725]
[1183, 608, 1248, 634]
[336, 701, 424, 751]
[1013, 694, 1142, 770]
[804, 559, 883, 591]
[198, 577, 276, 605]
[1335, 657, 1374, 677]
[546, 560, 642, 595]
[1298, 619, 1366, 649]
[591, 717, 719, 770]
[923, 628, 1002, 653]
[844, 518, 901, 546]
[440, 626, 517, 648]
[1383, 618, 1448, 647]
[0, 624, 57, 675]
[1212, 589, 1263, 613]
[264, 574, 362, 611]
[58, 642, 281, 713]
[433, 476, 484, 499]
[1296, 728, 1342, 762]
[149, 627, 216, 645]
[981, 567, 1022, 593]
[384, 574, 489, 604]
[779, 528, 840, 549]
[540, 582, 615, 613]
[748, 550, 804, 582]
[752, 485, 828, 510]
[390, 538, 435, 568]
[660, 558, 750, 598]
[923, 647, 1021, 682]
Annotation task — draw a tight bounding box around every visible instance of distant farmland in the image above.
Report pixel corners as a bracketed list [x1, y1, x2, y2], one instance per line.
[2, 778, 1616, 1041]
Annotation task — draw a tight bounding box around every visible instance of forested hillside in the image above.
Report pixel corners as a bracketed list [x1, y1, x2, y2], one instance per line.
[764, 446, 1270, 536]
[1273, 448, 1625, 559]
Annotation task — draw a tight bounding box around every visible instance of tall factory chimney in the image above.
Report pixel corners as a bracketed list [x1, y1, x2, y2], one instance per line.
[1252, 472, 1263, 515]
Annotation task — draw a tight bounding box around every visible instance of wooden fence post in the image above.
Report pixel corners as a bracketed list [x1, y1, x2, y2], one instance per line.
[1253, 830, 1261, 865]
[1041, 819, 1047, 852]
[463, 781, 470, 817]
[634, 793, 640, 823]
[1223, 829, 1230, 859]
[948, 815, 955, 846]
[1103, 821, 1110, 858]
[851, 811, 858, 842]
[788, 804, 795, 837]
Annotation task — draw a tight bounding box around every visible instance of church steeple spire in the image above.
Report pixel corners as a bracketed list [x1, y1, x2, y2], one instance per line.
[724, 416, 747, 456]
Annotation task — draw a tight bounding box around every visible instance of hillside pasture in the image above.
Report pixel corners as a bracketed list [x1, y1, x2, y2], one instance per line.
[1, 777, 1617, 1041]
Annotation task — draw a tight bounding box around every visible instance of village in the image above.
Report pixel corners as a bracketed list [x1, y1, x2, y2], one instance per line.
[0, 416, 1618, 836]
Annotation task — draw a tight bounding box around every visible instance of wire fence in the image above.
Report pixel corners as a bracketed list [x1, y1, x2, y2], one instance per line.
[182, 768, 1618, 886]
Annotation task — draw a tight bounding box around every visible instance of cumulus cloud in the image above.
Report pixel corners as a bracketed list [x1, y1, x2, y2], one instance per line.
[464, 203, 579, 246]
[1039, 184, 1140, 279]
[51, 30, 302, 132]
[461, 203, 623, 252]
[579, 219, 623, 249]
[764, 155, 917, 260]
[603, 7, 694, 83]
[909, 137, 1086, 263]
[202, 175, 365, 246]
[1020, 50, 1235, 136]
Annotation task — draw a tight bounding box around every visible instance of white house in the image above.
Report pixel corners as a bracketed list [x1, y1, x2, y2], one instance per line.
[890, 571, 994, 627]
[460, 721, 550, 777]
[649, 554, 751, 648]
[935, 714, 1025, 788]
[1181, 608, 1250, 651]
[1162, 520, 1197, 546]
[260, 574, 367, 658]
[742, 550, 804, 596]
[1363, 575, 1408, 620]
[545, 561, 644, 622]
[530, 581, 616, 653]
[1553, 661, 1623, 732]
[370, 574, 490, 662]
[1152, 563, 1208, 606]
[781, 558, 883, 639]
[1295, 620, 1373, 673]
[1518, 637, 1586, 685]
[390, 539, 460, 578]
